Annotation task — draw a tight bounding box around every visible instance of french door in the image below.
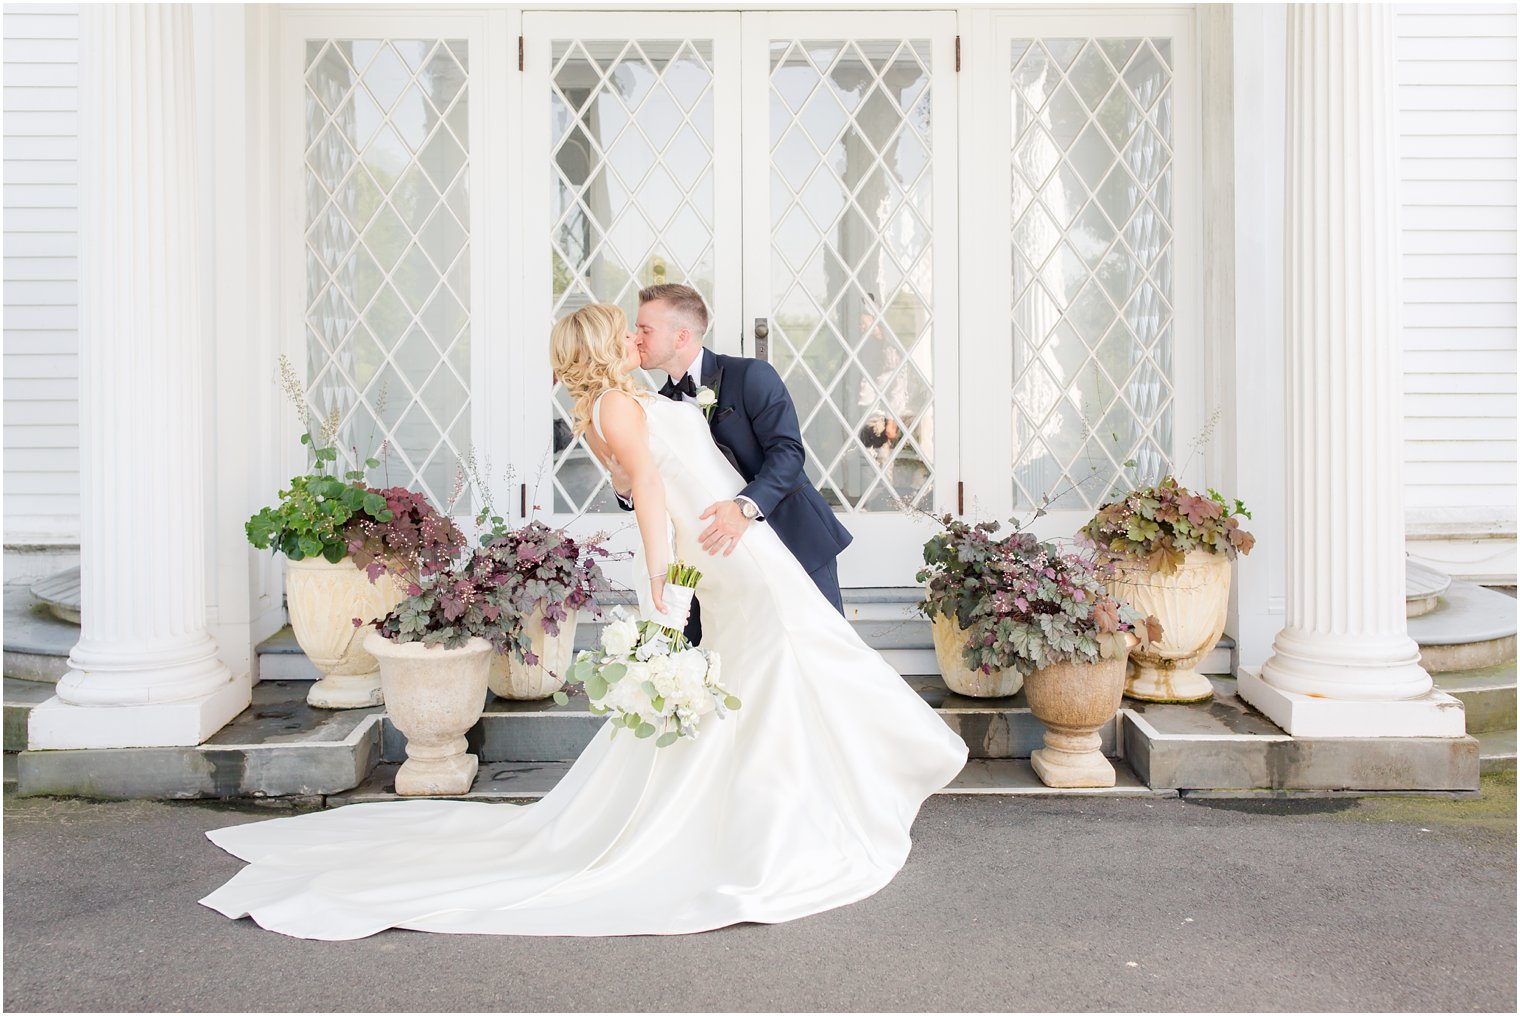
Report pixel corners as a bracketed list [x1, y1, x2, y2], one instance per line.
[519, 10, 960, 587]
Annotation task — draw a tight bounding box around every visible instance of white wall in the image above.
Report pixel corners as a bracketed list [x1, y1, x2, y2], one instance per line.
[1396, 4, 1517, 581]
[3, 3, 80, 551]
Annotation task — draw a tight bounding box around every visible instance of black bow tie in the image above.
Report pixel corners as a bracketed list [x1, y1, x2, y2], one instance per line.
[662, 374, 698, 401]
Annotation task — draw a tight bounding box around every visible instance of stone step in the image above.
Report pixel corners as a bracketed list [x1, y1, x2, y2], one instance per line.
[1432, 663, 1517, 734]
[326, 756, 1174, 806]
[1122, 676, 1481, 792]
[2, 583, 74, 683]
[377, 674, 1119, 765]
[1408, 580, 1518, 673]
[1476, 728, 1516, 775]
[4, 678, 55, 752]
[12, 679, 383, 799]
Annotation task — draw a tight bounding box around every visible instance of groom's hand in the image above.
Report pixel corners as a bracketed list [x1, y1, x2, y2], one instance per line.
[698, 501, 750, 556]
[607, 453, 633, 500]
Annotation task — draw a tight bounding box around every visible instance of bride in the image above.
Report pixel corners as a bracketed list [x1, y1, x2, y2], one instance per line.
[198, 304, 969, 940]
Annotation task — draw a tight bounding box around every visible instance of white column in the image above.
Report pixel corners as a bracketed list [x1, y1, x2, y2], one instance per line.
[28, 4, 250, 750]
[1238, 4, 1463, 738]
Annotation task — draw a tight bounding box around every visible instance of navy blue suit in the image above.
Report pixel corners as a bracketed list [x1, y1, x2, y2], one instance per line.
[622, 349, 852, 643]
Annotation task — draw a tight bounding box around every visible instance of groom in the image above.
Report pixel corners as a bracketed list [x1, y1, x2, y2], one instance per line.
[610, 283, 852, 644]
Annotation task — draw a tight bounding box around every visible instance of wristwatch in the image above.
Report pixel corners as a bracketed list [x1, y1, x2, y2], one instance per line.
[734, 497, 762, 521]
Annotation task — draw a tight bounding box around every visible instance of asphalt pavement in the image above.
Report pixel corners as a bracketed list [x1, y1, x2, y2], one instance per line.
[4, 774, 1515, 1013]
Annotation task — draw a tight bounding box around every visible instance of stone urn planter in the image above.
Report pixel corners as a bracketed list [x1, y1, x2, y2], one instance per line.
[285, 555, 406, 709]
[1105, 549, 1231, 703]
[488, 608, 579, 701]
[365, 629, 492, 796]
[1023, 642, 1131, 788]
[930, 613, 1023, 698]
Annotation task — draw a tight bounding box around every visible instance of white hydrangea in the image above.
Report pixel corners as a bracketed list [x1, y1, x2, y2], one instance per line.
[600, 616, 639, 657]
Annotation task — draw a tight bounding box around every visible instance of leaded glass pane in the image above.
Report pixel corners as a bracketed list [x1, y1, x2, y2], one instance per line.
[548, 39, 718, 513]
[303, 38, 472, 511]
[1009, 37, 1175, 511]
[768, 38, 935, 513]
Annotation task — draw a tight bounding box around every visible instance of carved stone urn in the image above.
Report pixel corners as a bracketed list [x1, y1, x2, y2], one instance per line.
[488, 607, 579, 700]
[1023, 642, 1131, 788]
[365, 630, 491, 796]
[283, 555, 405, 709]
[930, 613, 1023, 698]
[1105, 549, 1232, 703]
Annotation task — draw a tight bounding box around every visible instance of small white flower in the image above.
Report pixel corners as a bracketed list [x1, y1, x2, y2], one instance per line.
[694, 386, 717, 409]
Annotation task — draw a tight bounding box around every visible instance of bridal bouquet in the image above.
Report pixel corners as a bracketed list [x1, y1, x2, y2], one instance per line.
[552, 563, 740, 748]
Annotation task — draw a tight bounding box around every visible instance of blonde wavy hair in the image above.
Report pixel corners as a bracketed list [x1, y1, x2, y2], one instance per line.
[550, 303, 643, 438]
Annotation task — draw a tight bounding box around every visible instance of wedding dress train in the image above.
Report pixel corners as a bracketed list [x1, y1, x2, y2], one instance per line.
[198, 391, 969, 939]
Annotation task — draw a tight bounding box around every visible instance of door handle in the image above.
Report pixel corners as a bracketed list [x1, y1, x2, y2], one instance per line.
[754, 317, 769, 361]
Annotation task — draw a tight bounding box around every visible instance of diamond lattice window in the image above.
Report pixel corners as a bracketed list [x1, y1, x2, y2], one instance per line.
[548, 39, 718, 513]
[303, 39, 471, 511]
[768, 39, 935, 513]
[1009, 37, 1175, 510]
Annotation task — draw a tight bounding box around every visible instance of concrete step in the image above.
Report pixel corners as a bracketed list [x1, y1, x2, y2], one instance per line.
[378, 674, 1119, 765]
[1476, 728, 1516, 775]
[13, 680, 383, 799]
[1409, 580, 1518, 673]
[4, 678, 55, 752]
[1122, 676, 1481, 792]
[1433, 663, 1517, 734]
[2, 583, 74, 683]
[327, 756, 1174, 806]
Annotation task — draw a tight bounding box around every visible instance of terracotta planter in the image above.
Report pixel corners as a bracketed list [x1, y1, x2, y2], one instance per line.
[365, 630, 492, 796]
[284, 555, 406, 709]
[1106, 549, 1232, 703]
[930, 613, 1023, 698]
[488, 607, 578, 700]
[1023, 648, 1129, 788]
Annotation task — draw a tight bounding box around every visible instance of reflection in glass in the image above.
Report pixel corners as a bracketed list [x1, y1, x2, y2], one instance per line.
[769, 39, 934, 513]
[1008, 37, 1174, 510]
[548, 39, 718, 513]
[304, 39, 472, 510]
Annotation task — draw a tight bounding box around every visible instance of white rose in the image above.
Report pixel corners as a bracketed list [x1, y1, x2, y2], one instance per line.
[695, 386, 717, 409]
[601, 617, 639, 657]
[673, 649, 708, 687]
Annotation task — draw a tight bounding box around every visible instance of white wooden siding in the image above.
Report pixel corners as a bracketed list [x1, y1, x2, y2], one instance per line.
[1397, 4, 1519, 525]
[3, 3, 80, 543]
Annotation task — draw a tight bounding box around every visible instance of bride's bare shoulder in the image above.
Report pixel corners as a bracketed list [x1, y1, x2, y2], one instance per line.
[597, 388, 648, 420]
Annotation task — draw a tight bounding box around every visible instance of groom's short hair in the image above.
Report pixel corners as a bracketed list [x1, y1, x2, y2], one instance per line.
[639, 283, 709, 339]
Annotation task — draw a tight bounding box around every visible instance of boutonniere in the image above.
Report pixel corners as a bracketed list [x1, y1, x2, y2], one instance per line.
[694, 383, 718, 419]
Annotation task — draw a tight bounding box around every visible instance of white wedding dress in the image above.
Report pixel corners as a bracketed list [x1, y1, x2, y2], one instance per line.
[199, 390, 969, 940]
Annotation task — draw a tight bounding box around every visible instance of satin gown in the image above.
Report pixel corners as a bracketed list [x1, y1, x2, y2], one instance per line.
[198, 390, 969, 940]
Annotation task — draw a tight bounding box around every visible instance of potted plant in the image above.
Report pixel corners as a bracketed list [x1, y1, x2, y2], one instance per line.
[1080, 476, 1255, 703]
[478, 518, 612, 701]
[246, 357, 467, 709]
[917, 517, 1026, 697]
[363, 546, 518, 796]
[919, 517, 1160, 787]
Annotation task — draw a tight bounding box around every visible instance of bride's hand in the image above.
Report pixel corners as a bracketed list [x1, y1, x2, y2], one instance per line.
[649, 572, 668, 616]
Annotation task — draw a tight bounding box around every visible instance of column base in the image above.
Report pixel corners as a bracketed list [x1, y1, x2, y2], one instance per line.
[28, 672, 252, 749]
[1237, 667, 1467, 738]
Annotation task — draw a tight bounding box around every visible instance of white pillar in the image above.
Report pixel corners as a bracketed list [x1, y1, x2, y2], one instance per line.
[1238, 4, 1463, 738]
[28, 4, 250, 750]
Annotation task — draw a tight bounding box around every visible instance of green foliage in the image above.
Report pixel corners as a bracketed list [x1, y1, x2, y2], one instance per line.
[917, 515, 1161, 681]
[1080, 475, 1256, 575]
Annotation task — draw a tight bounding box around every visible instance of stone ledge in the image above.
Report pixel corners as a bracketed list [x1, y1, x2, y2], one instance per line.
[1125, 678, 1480, 792]
[327, 757, 1175, 807]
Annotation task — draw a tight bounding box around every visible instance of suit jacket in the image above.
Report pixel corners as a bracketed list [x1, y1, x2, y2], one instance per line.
[624, 349, 853, 575]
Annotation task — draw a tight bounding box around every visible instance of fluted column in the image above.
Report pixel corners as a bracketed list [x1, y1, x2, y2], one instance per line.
[28, 4, 250, 749]
[1238, 4, 1462, 738]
